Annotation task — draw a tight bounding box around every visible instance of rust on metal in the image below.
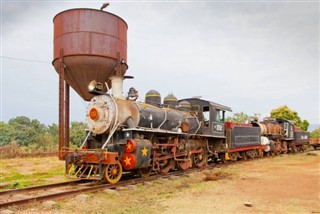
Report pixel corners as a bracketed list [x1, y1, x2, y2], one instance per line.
[58, 49, 65, 160]
[62, 148, 118, 165]
[65, 82, 70, 150]
[310, 138, 320, 149]
[52, 8, 128, 101]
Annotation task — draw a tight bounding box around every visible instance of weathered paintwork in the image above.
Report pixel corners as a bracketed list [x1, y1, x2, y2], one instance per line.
[53, 8, 128, 101]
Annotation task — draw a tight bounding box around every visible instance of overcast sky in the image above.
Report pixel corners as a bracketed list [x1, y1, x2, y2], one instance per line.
[1, 1, 319, 127]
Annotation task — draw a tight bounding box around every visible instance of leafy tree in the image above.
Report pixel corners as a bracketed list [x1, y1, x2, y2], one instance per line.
[310, 128, 320, 138]
[32, 132, 56, 151]
[226, 112, 250, 123]
[8, 116, 34, 146]
[48, 123, 58, 137]
[48, 123, 59, 145]
[1, 116, 87, 151]
[0, 122, 13, 146]
[270, 105, 309, 131]
[69, 121, 87, 147]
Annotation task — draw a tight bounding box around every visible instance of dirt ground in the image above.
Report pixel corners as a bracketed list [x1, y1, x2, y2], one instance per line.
[2, 150, 320, 214]
[161, 151, 320, 214]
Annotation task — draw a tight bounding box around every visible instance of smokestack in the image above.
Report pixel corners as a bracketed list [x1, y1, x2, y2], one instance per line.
[110, 75, 124, 98]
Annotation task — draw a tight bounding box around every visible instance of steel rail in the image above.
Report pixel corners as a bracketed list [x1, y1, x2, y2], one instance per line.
[0, 180, 86, 196]
[0, 168, 203, 209]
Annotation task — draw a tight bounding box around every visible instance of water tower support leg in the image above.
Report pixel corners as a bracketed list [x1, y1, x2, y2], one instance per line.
[58, 49, 70, 160]
[65, 83, 70, 150]
[59, 62, 65, 160]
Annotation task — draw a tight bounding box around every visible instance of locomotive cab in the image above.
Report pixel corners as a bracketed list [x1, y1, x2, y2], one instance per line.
[275, 118, 294, 140]
[179, 98, 232, 136]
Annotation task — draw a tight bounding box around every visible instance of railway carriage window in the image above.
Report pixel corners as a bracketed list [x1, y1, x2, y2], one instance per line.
[203, 106, 210, 127]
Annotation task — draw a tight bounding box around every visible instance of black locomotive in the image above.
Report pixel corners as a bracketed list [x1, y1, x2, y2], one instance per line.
[62, 84, 310, 183]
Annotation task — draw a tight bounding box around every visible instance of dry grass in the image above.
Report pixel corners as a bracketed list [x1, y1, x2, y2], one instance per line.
[202, 170, 232, 182]
[0, 143, 58, 159]
[0, 157, 66, 189]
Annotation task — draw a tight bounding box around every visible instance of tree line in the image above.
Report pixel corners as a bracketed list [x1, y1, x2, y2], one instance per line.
[226, 105, 311, 132]
[0, 116, 86, 152]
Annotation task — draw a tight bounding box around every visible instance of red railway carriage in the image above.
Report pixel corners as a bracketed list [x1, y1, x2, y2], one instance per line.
[224, 122, 265, 161]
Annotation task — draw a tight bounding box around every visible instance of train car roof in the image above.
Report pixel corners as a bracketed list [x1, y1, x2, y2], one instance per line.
[179, 98, 232, 112]
[275, 118, 295, 124]
[263, 117, 295, 124]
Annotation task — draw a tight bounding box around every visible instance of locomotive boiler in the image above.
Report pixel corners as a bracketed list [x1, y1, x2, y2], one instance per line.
[86, 92, 200, 138]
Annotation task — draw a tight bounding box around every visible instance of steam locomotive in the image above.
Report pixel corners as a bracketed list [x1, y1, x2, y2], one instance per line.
[62, 78, 310, 184]
[52, 8, 310, 184]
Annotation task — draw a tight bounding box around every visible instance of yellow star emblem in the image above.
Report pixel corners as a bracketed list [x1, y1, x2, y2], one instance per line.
[124, 155, 132, 166]
[141, 146, 148, 156]
[126, 143, 132, 150]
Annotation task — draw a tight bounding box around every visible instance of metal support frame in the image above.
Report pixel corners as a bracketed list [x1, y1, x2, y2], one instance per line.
[116, 52, 122, 77]
[58, 49, 70, 160]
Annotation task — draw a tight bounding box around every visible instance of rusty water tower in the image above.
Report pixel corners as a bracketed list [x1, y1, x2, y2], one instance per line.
[52, 8, 128, 158]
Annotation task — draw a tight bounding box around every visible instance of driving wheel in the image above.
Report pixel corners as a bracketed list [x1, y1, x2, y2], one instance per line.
[104, 161, 123, 184]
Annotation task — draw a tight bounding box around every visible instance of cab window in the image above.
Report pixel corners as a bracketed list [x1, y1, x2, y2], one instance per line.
[203, 106, 210, 127]
[216, 110, 224, 122]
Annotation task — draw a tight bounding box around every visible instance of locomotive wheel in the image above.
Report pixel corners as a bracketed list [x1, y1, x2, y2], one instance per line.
[138, 167, 152, 178]
[229, 152, 238, 161]
[299, 146, 303, 152]
[158, 159, 175, 174]
[192, 152, 206, 168]
[242, 151, 247, 160]
[291, 145, 297, 153]
[177, 160, 191, 170]
[258, 149, 264, 158]
[219, 153, 226, 164]
[103, 161, 123, 184]
[282, 141, 288, 154]
[246, 150, 254, 159]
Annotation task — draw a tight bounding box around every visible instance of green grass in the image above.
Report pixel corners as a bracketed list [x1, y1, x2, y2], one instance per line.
[0, 157, 65, 189]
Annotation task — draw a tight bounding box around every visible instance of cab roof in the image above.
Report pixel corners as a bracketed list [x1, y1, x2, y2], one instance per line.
[179, 98, 232, 112]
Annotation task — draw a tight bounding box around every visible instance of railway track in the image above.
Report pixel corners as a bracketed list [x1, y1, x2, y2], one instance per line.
[0, 162, 216, 209]
[1, 149, 314, 210]
[0, 180, 93, 209]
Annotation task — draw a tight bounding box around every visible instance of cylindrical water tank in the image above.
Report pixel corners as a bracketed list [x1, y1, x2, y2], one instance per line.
[53, 8, 128, 101]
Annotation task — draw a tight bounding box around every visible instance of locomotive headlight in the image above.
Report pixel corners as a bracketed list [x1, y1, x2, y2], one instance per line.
[89, 108, 99, 121]
[88, 80, 103, 93]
